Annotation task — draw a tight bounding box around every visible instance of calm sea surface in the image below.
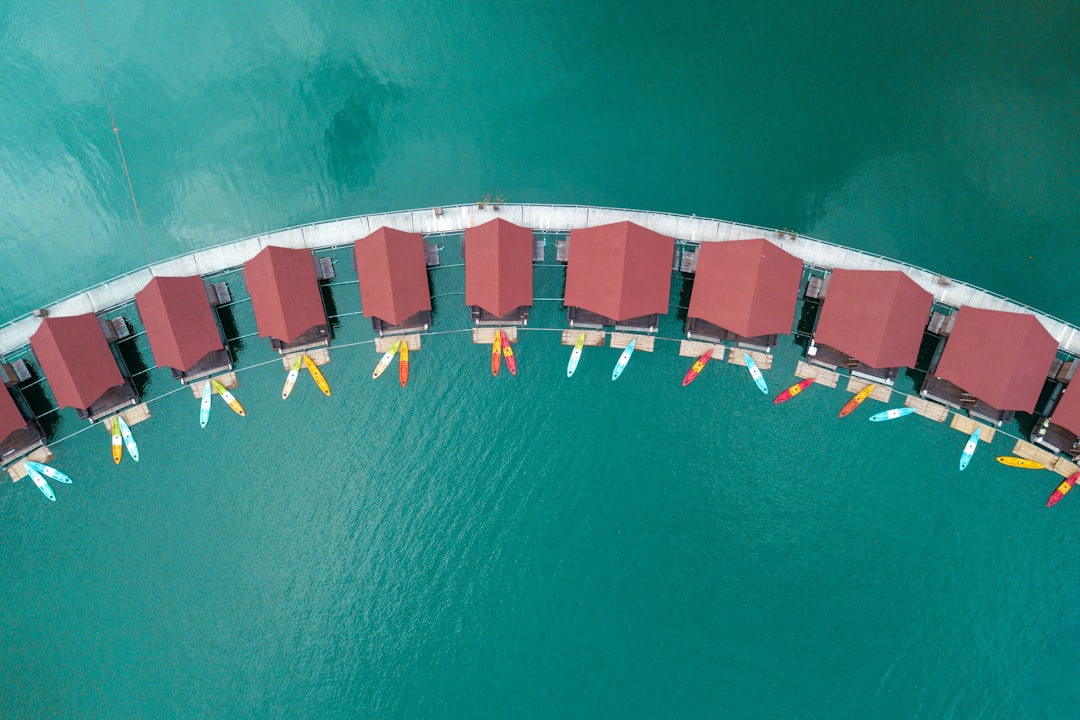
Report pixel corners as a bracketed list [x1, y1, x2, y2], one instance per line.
[1, 2, 1079, 718]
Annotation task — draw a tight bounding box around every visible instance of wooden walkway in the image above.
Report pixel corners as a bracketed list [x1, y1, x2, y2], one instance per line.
[726, 349, 773, 370]
[678, 340, 726, 360]
[904, 395, 949, 422]
[561, 329, 605, 346]
[845, 376, 892, 403]
[190, 372, 238, 397]
[7, 446, 56, 483]
[472, 327, 518, 345]
[375, 334, 421, 353]
[282, 347, 329, 369]
[794, 360, 839, 388]
[609, 332, 655, 352]
[949, 414, 995, 443]
[1011, 440, 1080, 478]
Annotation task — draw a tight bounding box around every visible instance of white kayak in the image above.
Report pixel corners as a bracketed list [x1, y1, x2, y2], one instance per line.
[117, 416, 140, 462]
[567, 333, 585, 378]
[959, 427, 980, 471]
[744, 353, 768, 394]
[869, 407, 916, 422]
[24, 463, 56, 502]
[282, 355, 302, 399]
[612, 339, 636, 381]
[25, 461, 72, 484]
[199, 380, 212, 428]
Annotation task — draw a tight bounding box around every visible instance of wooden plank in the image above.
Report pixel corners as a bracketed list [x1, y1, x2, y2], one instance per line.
[794, 359, 839, 388]
[561, 329, 605, 347]
[726, 349, 773, 371]
[282, 347, 330, 369]
[845, 376, 892, 403]
[375, 334, 421, 353]
[903, 395, 949, 422]
[472, 327, 519, 345]
[120, 403, 151, 427]
[533, 239, 545, 262]
[609, 332, 654, 352]
[1010, 440, 1079, 477]
[1053, 457, 1080, 478]
[190, 371, 239, 397]
[679, 340, 726, 360]
[7, 446, 55, 483]
[949, 414, 995, 443]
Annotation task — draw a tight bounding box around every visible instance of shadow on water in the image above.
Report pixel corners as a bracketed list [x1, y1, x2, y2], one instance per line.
[792, 298, 820, 353]
[320, 283, 341, 336]
[115, 338, 151, 398]
[216, 305, 245, 358]
[675, 273, 693, 323]
[17, 363, 59, 439]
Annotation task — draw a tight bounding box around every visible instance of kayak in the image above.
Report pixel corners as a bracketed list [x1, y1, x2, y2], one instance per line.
[199, 380, 212, 428]
[1047, 471, 1080, 507]
[25, 461, 73, 484]
[111, 417, 123, 464]
[682, 349, 714, 387]
[612, 339, 636, 381]
[282, 356, 302, 399]
[373, 340, 400, 380]
[24, 463, 56, 502]
[399, 340, 410, 388]
[117, 415, 139, 462]
[491, 330, 501, 377]
[774, 378, 815, 405]
[500, 330, 517, 376]
[744, 353, 768, 394]
[567, 333, 585, 378]
[838, 384, 876, 418]
[211, 379, 246, 416]
[869, 407, 915, 422]
[959, 427, 981, 471]
[303, 355, 331, 396]
[995, 456, 1044, 469]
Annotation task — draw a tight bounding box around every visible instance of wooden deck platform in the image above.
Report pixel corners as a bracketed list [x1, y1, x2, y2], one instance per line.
[375, 334, 421, 353]
[190, 372, 239, 397]
[282, 347, 330, 369]
[726, 349, 773, 371]
[903, 396, 950, 423]
[678, 340, 726, 360]
[845, 376, 892, 403]
[1011, 440, 1080, 477]
[609, 332, 655, 352]
[561, 329, 605, 346]
[949, 414, 995, 443]
[794, 360, 839, 388]
[472, 327, 518, 345]
[7, 446, 56, 483]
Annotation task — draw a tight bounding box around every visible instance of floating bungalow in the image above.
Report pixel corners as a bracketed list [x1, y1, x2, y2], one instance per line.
[354, 227, 432, 335]
[135, 275, 232, 383]
[1034, 380, 1080, 456]
[685, 238, 802, 351]
[562, 221, 674, 331]
[244, 246, 330, 354]
[809, 269, 933, 383]
[921, 307, 1058, 425]
[0, 382, 45, 468]
[463, 218, 533, 325]
[29, 314, 139, 422]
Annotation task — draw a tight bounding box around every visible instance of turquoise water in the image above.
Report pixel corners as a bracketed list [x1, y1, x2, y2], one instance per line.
[2, 2, 1079, 718]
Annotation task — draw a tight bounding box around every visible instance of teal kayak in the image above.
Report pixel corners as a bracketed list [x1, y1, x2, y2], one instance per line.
[958, 427, 980, 471]
[199, 381, 212, 428]
[869, 407, 916, 422]
[117, 416, 140, 462]
[612, 339, 636, 381]
[25, 461, 72, 484]
[24, 463, 56, 502]
[744, 353, 768, 394]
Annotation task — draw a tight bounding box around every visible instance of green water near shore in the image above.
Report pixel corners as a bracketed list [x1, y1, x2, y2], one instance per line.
[2, 2, 1079, 718]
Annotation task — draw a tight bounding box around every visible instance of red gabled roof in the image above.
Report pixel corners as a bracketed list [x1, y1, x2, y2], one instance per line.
[30, 314, 124, 411]
[354, 227, 432, 326]
[0, 387, 29, 442]
[934, 307, 1058, 412]
[244, 246, 327, 344]
[135, 276, 225, 372]
[563, 221, 674, 321]
[814, 269, 933, 369]
[687, 239, 802, 338]
[1050, 384, 1080, 437]
[464, 218, 534, 317]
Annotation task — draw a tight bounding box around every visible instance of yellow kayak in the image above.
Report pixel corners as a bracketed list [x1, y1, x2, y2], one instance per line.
[303, 355, 331, 396]
[282, 356, 302, 400]
[995, 456, 1045, 470]
[211, 379, 246, 416]
[399, 340, 410, 388]
[111, 417, 123, 465]
[373, 340, 400, 380]
[491, 329, 501, 377]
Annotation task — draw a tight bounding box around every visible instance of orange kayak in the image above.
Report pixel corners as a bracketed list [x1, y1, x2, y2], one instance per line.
[399, 340, 410, 388]
[682, 349, 713, 387]
[491, 330, 501, 377]
[774, 378, 815, 405]
[838, 384, 876, 418]
[500, 330, 517, 376]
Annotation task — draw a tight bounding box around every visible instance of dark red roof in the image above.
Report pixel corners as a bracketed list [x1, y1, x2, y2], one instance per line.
[814, 269, 932, 369]
[563, 221, 674, 321]
[135, 276, 224, 372]
[1050, 384, 1080, 436]
[244, 246, 327, 344]
[0, 387, 28, 441]
[687, 239, 802, 338]
[30, 314, 124, 411]
[934, 307, 1058, 412]
[354, 227, 432, 326]
[464, 218, 534, 317]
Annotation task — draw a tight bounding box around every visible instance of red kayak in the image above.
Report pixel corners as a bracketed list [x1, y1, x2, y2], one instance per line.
[773, 378, 815, 405]
[1047, 471, 1080, 507]
[682, 349, 713, 387]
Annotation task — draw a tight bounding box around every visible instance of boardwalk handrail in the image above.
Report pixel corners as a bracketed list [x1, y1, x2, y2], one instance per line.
[2, 203, 1078, 356]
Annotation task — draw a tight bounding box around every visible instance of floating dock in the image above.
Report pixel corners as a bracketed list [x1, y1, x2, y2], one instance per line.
[375, 334, 421, 353]
[609, 332, 655, 352]
[726, 349, 773, 371]
[904, 395, 949, 422]
[472, 327, 518, 345]
[1010, 440, 1080, 478]
[949, 414, 995, 443]
[794, 360, 839, 388]
[846, 376, 892, 403]
[282, 347, 330, 369]
[7, 446, 56, 483]
[678, 340, 726, 360]
[190, 372, 239, 398]
[561, 330, 605, 347]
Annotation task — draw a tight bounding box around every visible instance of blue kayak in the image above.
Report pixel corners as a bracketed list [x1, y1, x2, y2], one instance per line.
[25, 461, 72, 484]
[117, 416, 140, 462]
[959, 427, 981, 471]
[869, 407, 916, 422]
[744, 353, 768, 394]
[612, 339, 636, 381]
[24, 463, 56, 502]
